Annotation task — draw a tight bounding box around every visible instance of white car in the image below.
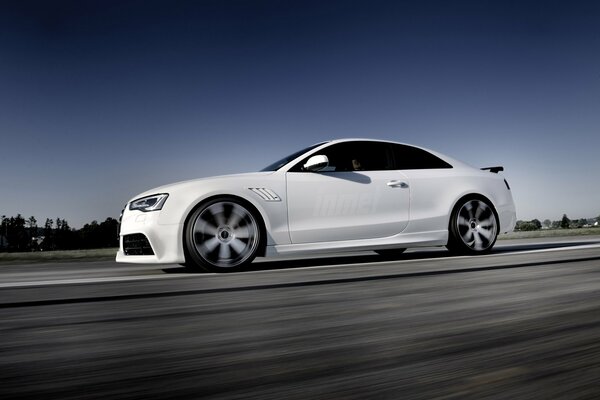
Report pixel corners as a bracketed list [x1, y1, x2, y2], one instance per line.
[117, 139, 516, 272]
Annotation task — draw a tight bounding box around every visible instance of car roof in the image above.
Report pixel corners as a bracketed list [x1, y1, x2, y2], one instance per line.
[303, 138, 475, 171]
[326, 138, 424, 147]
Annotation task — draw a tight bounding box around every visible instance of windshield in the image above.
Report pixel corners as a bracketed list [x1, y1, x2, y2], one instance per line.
[260, 142, 326, 171]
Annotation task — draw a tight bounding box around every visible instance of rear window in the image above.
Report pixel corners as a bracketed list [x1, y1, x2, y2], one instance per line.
[391, 144, 452, 169]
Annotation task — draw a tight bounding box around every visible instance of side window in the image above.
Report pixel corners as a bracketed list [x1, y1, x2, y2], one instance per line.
[291, 141, 394, 172]
[392, 144, 452, 169]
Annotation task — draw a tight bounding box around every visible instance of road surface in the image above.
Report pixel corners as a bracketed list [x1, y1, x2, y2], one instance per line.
[2, 236, 600, 399]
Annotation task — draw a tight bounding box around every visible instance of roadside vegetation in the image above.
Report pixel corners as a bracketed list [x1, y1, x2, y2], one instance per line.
[0, 248, 118, 265]
[501, 214, 600, 239]
[0, 215, 118, 253]
[500, 227, 600, 240]
[513, 214, 598, 232]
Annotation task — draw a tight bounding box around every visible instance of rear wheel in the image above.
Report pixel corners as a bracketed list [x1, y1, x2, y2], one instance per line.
[184, 198, 262, 272]
[447, 197, 498, 255]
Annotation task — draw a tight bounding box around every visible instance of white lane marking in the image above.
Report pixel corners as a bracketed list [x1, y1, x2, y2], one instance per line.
[0, 274, 190, 288]
[1, 242, 600, 288]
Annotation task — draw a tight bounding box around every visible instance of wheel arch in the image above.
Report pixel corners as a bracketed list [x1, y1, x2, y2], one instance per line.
[182, 194, 269, 262]
[448, 193, 501, 234]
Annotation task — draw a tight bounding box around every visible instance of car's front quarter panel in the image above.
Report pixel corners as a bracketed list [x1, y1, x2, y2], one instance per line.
[117, 172, 290, 264]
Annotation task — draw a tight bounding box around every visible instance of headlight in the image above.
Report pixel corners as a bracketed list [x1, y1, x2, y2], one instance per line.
[129, 194, 169, 212]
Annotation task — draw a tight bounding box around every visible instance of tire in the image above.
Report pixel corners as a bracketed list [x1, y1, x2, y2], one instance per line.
[447, 197, 498, 255]
[375, 248, 406, 259]
[184, 198, 262, 272]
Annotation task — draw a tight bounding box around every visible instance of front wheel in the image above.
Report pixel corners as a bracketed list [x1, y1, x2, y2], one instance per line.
[184, 198, 262, 272]
[447, 198, 498, 255]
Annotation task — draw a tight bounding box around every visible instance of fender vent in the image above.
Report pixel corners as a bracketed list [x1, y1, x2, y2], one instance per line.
[249, 188, 281, 202]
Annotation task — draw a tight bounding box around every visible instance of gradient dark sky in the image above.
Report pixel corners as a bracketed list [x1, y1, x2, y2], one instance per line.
[1, 0, 599, 227]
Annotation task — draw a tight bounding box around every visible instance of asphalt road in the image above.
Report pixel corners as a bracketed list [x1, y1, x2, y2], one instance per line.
[2, 236, 600, 399]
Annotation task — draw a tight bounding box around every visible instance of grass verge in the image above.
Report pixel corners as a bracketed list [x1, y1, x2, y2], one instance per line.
[499, 227, 600, 240]
[0, 248, 118, 265]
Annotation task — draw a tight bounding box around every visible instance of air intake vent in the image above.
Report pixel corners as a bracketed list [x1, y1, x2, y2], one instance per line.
[123, 234, 154, 255]
[249, 188, 281, 202]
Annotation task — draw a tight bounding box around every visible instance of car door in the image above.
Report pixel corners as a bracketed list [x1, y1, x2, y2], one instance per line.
[286, 141, 410, 244]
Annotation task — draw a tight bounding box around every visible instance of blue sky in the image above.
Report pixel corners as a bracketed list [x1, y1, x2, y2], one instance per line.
[1, 0, 599, 227]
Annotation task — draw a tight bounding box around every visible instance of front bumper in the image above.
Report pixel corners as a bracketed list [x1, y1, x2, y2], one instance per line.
[116, 208, 186, 264]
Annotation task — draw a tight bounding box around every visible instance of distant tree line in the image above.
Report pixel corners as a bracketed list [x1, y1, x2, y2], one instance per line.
[0, 215, 118, 252]
[515, 214, 600, 232]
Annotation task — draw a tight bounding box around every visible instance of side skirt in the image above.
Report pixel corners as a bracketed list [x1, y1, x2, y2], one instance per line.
[265, 230, 448, 257]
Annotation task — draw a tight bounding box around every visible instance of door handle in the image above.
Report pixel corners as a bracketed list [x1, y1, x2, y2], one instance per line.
[387, 180, 409, 188]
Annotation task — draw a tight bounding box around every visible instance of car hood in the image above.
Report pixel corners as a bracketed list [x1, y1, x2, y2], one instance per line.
[128, 171, 277, 202]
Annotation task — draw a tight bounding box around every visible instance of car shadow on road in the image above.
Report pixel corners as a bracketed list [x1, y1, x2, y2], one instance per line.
[161, 240, 600, 274]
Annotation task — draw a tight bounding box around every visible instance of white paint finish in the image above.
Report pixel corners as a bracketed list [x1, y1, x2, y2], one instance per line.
[400, 168, 461, 233]
[116, 219, 183, 263]
[286, 170, 410, 243]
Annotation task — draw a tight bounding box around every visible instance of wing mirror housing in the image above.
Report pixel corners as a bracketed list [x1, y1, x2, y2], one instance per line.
[303, 155, 329, 172]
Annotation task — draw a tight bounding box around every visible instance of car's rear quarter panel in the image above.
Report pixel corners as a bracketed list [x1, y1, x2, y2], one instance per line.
[403, 168, 515, 235]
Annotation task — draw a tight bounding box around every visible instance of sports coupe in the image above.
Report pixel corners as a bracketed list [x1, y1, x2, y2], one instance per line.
[117, 139, 516, 272]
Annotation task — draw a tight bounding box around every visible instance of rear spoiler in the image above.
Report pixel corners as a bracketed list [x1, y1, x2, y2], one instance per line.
[481, 166, 504, 173]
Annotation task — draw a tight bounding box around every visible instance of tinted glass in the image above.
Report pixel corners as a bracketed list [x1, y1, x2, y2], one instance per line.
[391, 144, 452, 169]
[291, 141, 394, 172]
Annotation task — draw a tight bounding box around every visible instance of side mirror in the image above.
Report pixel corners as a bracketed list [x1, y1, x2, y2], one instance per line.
[303, 155, 329, 172]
